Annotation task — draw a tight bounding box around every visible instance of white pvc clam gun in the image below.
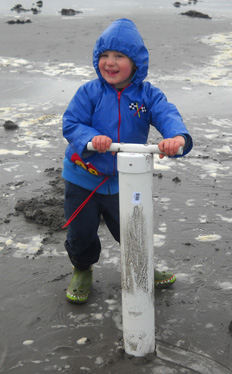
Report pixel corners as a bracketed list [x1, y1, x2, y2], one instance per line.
[87, 142, 183, 357]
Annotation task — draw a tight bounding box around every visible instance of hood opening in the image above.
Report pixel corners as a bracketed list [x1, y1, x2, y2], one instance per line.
[93, 18, 149, 86]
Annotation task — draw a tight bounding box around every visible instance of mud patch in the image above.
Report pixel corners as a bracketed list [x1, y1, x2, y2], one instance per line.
[7, 18, 32, 24]
[60, 9, 83, 16]
[181, 10, 211, 19]
[11, 4, 40, 13]
[174, 0, 198, 7]
[14, 168, 65, 233]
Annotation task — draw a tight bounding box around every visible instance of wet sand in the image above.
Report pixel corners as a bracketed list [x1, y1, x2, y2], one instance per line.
[0, 3, 232, 373]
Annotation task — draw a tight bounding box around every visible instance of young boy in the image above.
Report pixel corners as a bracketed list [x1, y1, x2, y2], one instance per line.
[62, 18, 193, 303]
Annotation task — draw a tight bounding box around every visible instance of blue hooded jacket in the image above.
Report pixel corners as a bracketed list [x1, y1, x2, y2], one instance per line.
[62, 18, 193, 194]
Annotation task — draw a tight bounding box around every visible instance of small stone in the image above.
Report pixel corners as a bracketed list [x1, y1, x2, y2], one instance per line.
[172, 176, 181, 183]
[229, 321, 232, 332]
[31, 8, 40, 14]
[3, 120, 19, 130]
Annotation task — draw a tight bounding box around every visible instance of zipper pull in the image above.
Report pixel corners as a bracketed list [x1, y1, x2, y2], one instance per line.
[117, 91, 121, 100]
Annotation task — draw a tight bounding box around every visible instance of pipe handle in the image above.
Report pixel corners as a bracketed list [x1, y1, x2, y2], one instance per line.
[87, 142, 183, 155]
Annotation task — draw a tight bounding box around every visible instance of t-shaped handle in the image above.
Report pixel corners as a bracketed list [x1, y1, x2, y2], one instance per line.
[87, 142, 183, 155]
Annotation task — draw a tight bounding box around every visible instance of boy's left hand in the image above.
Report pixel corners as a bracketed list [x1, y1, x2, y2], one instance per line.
[158, 136, 185, 159]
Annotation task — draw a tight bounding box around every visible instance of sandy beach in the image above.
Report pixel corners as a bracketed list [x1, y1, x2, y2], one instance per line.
[0, 1, 232, 373]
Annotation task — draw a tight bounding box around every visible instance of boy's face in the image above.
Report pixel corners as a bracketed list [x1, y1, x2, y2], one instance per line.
[98, 50, 134, 89]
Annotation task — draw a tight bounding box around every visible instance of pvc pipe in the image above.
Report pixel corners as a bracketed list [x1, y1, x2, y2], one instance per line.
[87, 142, 156, 356]
[118, 152, 155, 357]
[87, 142, 183, 155]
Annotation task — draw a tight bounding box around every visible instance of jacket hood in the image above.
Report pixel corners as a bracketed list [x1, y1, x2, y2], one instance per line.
[93, 18, 149, 86]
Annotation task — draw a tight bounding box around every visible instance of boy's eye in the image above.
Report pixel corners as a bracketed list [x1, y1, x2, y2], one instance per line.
[99, 53, 124, 59]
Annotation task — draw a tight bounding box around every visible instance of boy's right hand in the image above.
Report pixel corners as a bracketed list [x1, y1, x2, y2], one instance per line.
[92, 135, 113, 153]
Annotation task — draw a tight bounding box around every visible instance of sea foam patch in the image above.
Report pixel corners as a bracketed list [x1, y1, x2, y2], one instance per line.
[0, 234, 66, 259]
[1, 33, 231, 89]
[183, 115, 232, 184]
[195, 234, 221, 242]
[153, 234, 166, 247]
[0, 149, 28, 156]
[20, 114, 60, 127]
[215, 281, 232, 290]
[0, 104, 63, 154]
[153, 156, 172, 170]
[0, 56, 95, 80]
[148, 32, 232, 87]
[216, 214, 232, 223]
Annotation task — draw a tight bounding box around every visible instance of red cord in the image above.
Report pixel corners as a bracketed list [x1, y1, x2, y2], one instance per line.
[62, 176, 109, 229]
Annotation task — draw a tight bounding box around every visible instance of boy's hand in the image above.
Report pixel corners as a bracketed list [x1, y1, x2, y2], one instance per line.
[92, 135, 113, 153]
[158, 136, 185, 159]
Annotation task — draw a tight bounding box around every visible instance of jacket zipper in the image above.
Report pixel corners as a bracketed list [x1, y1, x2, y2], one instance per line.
[112, 84, 130, 178]
[113, 90, 122, 177]
[117, 90, 122, 142]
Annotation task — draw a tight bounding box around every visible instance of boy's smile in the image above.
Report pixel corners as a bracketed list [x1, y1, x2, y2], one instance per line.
[98, 50, 134, 89]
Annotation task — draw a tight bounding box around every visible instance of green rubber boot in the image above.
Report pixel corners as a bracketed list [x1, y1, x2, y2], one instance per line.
[155, 269, 176, 289]
[66, 267, 93, 304]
